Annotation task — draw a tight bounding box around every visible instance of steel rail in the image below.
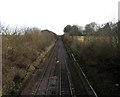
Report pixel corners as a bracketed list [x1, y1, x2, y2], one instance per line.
[32, 41, 58, 96]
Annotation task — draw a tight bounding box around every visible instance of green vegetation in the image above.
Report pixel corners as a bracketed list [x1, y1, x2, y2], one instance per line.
[63, 22, 120, 96]
[64, 25, 83, 36]
[2, 26, 57, 95]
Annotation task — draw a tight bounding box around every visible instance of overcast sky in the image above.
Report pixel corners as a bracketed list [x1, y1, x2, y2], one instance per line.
[0, 0, 119, 35]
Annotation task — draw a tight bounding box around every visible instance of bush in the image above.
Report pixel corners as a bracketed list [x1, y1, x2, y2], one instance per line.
[2, 27, 56, 95]
[63, 31, 120, 95]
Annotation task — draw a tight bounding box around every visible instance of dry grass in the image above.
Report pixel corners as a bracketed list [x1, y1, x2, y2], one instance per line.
[63, 32, 120, 95]
[2, 27, 56, 95]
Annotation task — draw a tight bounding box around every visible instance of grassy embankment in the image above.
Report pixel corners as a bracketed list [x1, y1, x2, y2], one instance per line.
[2, 28, 57, 95]
[63, 33, 120, 96]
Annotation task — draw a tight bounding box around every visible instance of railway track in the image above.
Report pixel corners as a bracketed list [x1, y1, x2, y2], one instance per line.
[22, 37, 97, 97]
[31, 39, 59, 96]
[59, 40, 75, 97]
[64, 42, 98, 97]
[30, 38, 76, 96]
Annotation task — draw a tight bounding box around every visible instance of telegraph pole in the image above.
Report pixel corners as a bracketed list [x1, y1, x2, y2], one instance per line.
[118, 1, 120, 48]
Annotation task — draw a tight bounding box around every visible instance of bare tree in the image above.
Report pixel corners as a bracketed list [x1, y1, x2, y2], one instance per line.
[0, 23, 10, 35]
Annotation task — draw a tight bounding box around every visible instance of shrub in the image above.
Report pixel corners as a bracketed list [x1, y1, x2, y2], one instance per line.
[2, 26, 56, 95]
[63, 29, 120, 95]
